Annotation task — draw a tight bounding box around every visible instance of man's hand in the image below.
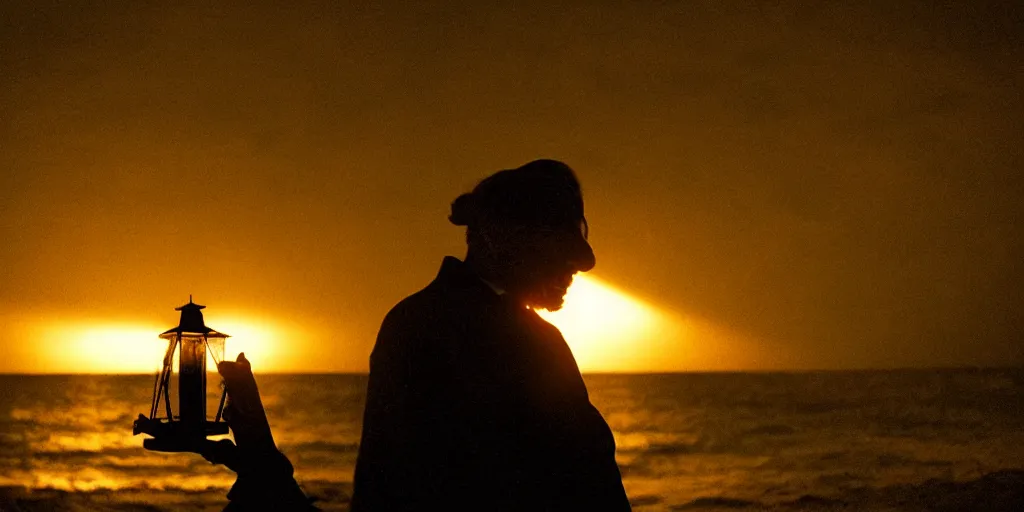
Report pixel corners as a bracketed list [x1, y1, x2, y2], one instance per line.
[217, 352, 278, 453]
[198, 438, 241, 471]
[194, 352, 277, 471]
[206, 353, 311, 508]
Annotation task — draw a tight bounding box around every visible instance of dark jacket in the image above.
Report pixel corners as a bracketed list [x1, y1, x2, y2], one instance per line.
[351, 257, 630, 511]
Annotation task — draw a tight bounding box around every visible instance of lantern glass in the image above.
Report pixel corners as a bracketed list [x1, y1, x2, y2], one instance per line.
[207, 336, 226, 366]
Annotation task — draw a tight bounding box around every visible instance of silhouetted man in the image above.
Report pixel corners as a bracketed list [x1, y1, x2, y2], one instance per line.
[351, 160, 631, 511]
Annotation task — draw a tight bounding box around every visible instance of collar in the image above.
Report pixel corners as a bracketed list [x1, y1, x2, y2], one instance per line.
[479, 277, 506, 296]
[435, 256, 504, 298]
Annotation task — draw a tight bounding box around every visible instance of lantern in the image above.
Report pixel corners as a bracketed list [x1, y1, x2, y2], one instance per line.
[133, 297, 230, 451]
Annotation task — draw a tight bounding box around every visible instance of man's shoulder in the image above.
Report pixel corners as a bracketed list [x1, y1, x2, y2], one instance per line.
[370, 281, 467, 368]
[380, 281, 447, 328]
[381, 264, 491, 327]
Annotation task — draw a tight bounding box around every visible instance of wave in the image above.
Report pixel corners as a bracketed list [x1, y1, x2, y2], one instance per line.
[3, 470, 1022, 511]
[741, 424, 796, 436]
[0, 485, 227, 511]
[668, 469, 1024, 511]
[284, 440, 360, 453]
[673, 497, 755, 509]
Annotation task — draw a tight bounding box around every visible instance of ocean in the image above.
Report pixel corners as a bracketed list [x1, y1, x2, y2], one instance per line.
[1, 370, 1022, 511]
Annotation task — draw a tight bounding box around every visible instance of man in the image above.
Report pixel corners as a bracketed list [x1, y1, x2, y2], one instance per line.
[351, 159, 631, 511]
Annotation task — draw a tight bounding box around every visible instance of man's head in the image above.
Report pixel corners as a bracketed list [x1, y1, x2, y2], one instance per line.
[449, 159, 595, 311]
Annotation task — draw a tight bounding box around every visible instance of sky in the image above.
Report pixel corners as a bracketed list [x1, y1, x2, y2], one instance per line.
[1, 1, 1021, 373]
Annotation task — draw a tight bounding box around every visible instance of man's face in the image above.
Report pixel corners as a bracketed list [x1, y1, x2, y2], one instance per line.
[502, 220, 593, 311]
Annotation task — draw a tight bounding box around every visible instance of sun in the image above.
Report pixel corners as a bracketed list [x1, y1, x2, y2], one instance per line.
[34, 316, 288, 374]
[535, 275, 689, 372]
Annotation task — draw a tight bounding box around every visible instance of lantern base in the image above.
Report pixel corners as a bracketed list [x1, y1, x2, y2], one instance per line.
[133, 414, 230, 452]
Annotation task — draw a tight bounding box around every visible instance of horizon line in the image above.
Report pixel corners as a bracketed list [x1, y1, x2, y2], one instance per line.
[2, 364, 1021, 377]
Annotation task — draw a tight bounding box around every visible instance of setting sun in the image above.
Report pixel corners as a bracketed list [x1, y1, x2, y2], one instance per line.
[536, 275, 776, 372]
[31, 315, 292, 374]
[536, 275, 690, 372]
[37, 323, 167, 374]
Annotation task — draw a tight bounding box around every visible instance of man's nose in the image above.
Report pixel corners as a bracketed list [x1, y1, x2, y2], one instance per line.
[569, 239, 596, 272]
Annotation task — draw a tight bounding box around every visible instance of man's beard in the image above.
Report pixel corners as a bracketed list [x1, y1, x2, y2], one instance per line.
[505, 263, 574, 312]
[521, 281, 570, 312]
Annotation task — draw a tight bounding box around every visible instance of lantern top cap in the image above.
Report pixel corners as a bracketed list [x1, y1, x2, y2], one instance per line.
[175, 295, 205, 311]
[160, 295, 229, 338]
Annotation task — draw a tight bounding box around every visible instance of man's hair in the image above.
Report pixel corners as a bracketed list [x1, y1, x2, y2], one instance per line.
[449, 160, 584, 237]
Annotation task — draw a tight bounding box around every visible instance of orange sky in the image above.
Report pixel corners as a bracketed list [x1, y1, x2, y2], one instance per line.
[1, 1, 1021, 373]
